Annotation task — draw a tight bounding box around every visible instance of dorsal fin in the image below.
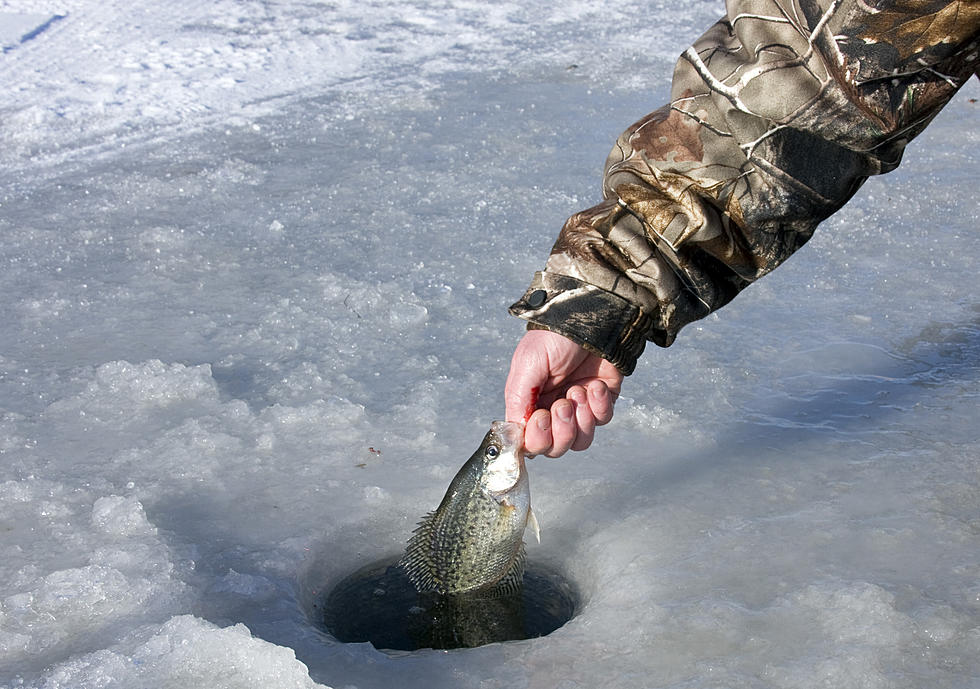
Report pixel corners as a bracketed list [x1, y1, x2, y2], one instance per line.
[398, 511, 441, 593]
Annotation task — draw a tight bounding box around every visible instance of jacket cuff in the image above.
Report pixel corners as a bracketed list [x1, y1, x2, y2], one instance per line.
[508, 272, 664, 376]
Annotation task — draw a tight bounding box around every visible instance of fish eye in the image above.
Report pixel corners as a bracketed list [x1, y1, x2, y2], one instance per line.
[485, 445, 500, 459]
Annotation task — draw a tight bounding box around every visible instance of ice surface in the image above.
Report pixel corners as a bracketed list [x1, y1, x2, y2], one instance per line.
[0, 13, 62, 50]
[1, 0, 978, 688]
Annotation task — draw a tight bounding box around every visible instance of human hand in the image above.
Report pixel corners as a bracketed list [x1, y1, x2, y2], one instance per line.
[504, 329, 623, 457]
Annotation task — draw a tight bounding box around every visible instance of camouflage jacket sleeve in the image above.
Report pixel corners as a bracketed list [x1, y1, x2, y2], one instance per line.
[509, 0, 980, 375]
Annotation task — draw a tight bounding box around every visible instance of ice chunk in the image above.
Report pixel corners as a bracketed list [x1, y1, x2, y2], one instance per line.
[46, 360, 220, 425]
[32, 615, 330, 689]
[91, 496, 153, 536]
[0, 480, 188, 677]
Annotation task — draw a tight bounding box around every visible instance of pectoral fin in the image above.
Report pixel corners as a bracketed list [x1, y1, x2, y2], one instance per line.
[527, 507, 540, 544]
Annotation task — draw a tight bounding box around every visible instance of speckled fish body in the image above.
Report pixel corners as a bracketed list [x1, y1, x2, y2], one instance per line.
[400, 421, 534, 596]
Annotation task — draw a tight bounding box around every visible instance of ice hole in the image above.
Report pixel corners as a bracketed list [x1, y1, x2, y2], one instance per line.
[312, 555, 579, 651]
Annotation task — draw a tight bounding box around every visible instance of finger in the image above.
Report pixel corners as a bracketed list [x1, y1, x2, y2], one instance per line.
[571, 433, 594, 452]
[524, 408, 553, 456]
[567, 386, 596, 451]
[504, 341, 546, 424]
[586, 380, 615, 426]
[546, 399, 577, 457]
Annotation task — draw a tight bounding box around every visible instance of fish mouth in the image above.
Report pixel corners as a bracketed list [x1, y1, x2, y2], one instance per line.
[490, 420, 526, 455]
[484, 421, 528, 495]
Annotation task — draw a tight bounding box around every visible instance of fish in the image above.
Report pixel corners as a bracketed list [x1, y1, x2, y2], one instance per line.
[399, 420, 539, 596]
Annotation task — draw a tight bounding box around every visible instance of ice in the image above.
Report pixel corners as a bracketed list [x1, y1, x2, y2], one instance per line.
[0, 479, 189, 679]
[36, 615, 325, 689]
[1, 0, 979, 688]
[0, 12, 62, 50]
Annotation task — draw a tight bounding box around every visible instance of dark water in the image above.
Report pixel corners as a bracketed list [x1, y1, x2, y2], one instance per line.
[315, 556, 578, 651]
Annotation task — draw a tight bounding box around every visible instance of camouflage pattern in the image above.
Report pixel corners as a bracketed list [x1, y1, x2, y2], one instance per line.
[510, 0, 980, 374]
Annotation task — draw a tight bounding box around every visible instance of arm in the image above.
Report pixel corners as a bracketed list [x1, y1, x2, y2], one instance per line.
[507, 0, 979, 452]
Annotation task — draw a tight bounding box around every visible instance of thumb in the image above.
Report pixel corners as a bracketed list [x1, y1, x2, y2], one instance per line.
[504, 335, 548, 424]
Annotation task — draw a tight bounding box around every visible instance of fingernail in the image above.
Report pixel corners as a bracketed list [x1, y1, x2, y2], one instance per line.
[555, 401, 573, 423]
[535, 413, 551, 432]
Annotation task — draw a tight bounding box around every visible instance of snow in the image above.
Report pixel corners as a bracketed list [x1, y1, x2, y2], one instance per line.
[1, 0, 978, 688]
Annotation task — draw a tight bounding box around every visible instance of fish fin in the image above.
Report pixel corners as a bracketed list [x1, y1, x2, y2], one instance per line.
[527, 507, 540, 544]
[490, 543, 526, 596]
[461, 544, 527, 599]
[398, 511, 443, 593]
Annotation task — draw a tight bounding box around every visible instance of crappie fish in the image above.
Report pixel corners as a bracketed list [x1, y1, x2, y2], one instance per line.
[400, 421, 539, 596]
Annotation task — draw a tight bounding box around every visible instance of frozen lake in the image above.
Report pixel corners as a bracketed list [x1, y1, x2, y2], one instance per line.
[1, 1, 978, 687]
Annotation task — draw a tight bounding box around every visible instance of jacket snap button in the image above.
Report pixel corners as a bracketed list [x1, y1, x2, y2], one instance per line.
[527, 290, 547, 308]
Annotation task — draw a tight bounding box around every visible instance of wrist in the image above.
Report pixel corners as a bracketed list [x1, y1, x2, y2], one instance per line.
[509, 271, 651, 375]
